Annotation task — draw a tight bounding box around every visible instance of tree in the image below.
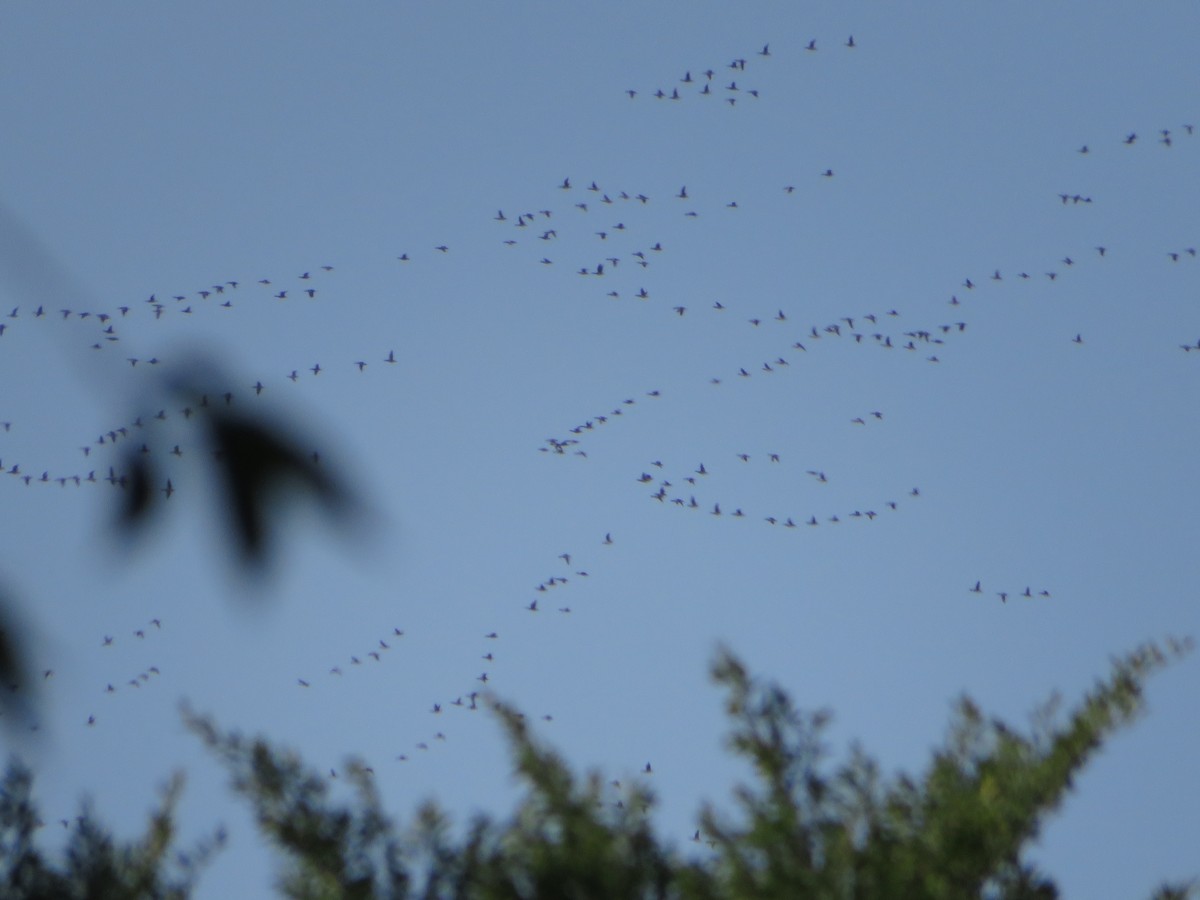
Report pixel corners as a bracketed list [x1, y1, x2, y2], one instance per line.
[6, 639, 1190, 898]
[0, 764, 223, 899]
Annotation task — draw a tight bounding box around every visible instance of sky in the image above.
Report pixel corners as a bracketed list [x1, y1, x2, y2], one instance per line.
[1, 2, 1198, 895]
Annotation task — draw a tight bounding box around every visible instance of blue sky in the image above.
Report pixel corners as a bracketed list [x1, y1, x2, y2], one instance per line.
[1, 2, 1198, 896]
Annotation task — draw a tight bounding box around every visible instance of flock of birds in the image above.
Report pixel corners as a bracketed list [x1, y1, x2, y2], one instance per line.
[0, 263, 405, 492]
[2, 34, 1197, 845]
[623, 38, 861, 106]
[634, 453, 922, 531]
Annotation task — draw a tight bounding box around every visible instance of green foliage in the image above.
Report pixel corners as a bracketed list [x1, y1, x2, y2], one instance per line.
[0, 763, 223, 899]
[3, 640, 1195, 898]
[184, 704, 407, 899]
[419, 701, 683, 900]
[188, 639, 1191, 899]
[694, 643, 1179, 900]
